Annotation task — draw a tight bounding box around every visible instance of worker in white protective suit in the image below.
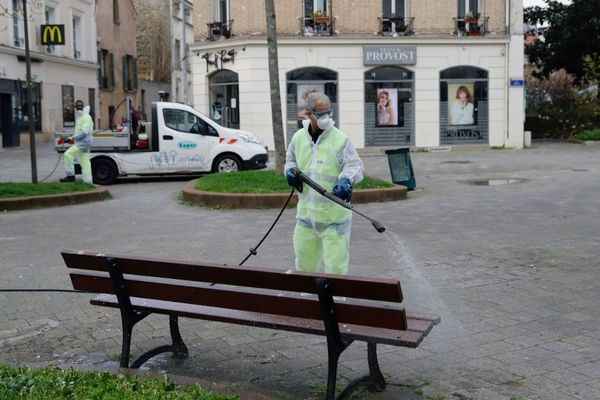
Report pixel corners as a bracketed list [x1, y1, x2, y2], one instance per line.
[60, 100, 94, 184]
[285, 92, 364, 275]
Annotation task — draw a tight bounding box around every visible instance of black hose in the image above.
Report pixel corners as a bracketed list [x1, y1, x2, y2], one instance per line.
[0, 289, 85, 293]
[239, 188, 295, 266]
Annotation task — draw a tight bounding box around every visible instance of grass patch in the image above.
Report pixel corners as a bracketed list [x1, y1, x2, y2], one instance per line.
[0, 364, 238, 400]
[0, 182, 96, 199]
[577, 128, 600, 141]
[195, 170, 393, 193]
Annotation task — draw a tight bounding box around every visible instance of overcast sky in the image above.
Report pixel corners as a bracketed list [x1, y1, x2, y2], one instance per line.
[523, 0, 571, 7]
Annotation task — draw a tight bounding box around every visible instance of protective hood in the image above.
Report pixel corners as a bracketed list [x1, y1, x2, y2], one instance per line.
[76, 105, 91, 117]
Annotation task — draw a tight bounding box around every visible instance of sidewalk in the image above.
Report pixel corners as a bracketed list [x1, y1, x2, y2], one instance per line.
[1, 142, 599, 399]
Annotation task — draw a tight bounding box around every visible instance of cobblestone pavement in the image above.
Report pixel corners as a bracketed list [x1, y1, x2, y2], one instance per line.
[1, 142, 599, 400]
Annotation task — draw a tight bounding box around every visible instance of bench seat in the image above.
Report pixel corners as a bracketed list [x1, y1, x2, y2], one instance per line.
[92, 293, 439, 348]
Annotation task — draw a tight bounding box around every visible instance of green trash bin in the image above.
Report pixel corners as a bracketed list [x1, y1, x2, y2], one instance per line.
[384, 148, 416, 190]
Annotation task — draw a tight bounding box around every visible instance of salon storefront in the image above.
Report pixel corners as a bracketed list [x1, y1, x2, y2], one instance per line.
[191, 37, 524, 150]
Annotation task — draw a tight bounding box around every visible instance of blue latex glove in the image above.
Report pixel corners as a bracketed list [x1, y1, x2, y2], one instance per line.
[286, 168, 303, 192]
[332, 177, 352, 202]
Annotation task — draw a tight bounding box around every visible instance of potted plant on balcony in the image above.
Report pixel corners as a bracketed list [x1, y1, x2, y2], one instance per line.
[464, 11, 480, 24]
[313, 10, 330, 24]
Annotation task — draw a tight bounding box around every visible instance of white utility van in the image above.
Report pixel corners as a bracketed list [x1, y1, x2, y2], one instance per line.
[55, 101, 268, 185]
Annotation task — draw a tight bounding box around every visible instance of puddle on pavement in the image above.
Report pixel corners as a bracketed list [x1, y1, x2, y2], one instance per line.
[459, 177, 528, 186]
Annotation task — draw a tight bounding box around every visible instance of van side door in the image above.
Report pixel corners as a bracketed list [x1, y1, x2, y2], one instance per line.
[158, 107, 220, 172]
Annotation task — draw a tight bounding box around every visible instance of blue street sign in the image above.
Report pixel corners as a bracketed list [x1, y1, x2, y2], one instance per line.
[510, 78, 525, 87]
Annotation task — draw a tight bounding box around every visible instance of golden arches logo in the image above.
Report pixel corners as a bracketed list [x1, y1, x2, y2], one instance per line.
[41, 25, 64, 45]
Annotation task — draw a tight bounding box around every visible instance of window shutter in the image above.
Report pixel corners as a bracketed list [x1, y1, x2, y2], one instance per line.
[133, 57, 138, 90]
[108, 52, 115, 88]
[123, 55, 128, 91]
[97, 50, 102, 86]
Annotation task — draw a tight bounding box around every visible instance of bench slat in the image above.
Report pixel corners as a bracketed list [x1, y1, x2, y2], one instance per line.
[91, 294, 433, 348]
[62, 251, 403, 302]
[71, 273, 408, 330]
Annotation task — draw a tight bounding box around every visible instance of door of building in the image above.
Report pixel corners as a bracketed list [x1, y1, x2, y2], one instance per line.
[1, 93, 18, 147]
[209, 70, 240, 129]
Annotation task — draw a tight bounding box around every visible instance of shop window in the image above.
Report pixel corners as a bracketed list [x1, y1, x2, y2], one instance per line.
[62, 85, 75, 127]
[17, 81, 42, 132]
[439, 66, 488, 144]
[209, 69, 240, 129]
[286, 67, 338, 143]
[364, 66, 414, 146]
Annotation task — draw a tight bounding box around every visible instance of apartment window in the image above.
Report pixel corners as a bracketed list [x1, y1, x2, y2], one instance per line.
[185, 44, 191, 73]
[45, 6, 56, 53]
[174, 39, 181, 70]
[184, 4, 192, 24]
[123, 54, 138, 92]
[212, 0, 229, 23]
[458, 0, 479, 19]
[98, 49, 115, 89]
[381, 0, 407, 36]
[304, 0, 328, 17]
[113, 0, 120, 24]
[12, 0, 25, 48]
[72, 15, 82, 59]
[303, 0, 332, 36]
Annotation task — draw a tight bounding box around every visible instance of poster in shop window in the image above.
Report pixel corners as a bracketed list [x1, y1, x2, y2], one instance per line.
[376, 88, 398, 126]
[448, 83, 475, 125]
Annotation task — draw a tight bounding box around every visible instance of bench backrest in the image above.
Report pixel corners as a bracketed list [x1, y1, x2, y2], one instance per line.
[62, 250, 407, 330]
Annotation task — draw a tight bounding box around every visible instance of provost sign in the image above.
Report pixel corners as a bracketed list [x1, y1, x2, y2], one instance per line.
[363, 46, 417, 65]
[41, 24, 65, 45]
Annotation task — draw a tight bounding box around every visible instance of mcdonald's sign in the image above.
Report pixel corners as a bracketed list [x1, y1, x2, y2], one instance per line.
[41, 24, 65, 45]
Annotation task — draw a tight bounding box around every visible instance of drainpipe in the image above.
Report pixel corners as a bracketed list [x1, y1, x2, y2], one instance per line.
[504, 0, 510, 145]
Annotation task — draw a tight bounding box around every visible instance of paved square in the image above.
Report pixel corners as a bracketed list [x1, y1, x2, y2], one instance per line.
[1, 142, 599, 399]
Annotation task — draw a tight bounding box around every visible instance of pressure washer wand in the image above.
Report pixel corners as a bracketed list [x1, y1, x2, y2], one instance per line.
[294, 170, 386, 233]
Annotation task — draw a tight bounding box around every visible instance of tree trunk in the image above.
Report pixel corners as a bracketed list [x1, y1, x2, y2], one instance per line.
[265, 0, 286, 174]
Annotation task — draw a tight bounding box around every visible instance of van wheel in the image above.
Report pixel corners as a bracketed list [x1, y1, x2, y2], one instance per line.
[213, 154, 242, 173]
[92, 158, 118, 185]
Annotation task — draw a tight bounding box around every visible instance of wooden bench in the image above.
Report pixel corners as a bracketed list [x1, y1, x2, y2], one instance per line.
[62, 250, 440, 400]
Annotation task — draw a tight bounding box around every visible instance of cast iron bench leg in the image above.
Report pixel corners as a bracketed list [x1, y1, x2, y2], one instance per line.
[336, 343, 386, 399]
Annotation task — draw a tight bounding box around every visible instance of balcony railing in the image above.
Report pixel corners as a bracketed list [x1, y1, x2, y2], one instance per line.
[74, 50, 81, 59]
[453, 16, 489, 37]
[299, 14, 336, 36]
[378, 16, 415, 37]
[207, 20, 234, 41]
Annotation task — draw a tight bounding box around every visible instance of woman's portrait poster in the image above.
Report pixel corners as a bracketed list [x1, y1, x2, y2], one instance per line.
[376, 88, 398, 126]
[448, 83, 475, 125]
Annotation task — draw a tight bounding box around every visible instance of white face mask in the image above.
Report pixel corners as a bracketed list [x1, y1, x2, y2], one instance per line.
[316, 115, 331, 129]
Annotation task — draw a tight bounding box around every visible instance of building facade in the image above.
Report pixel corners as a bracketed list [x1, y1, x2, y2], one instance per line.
[191, 0, 525, 149]
[171, 0, 194, 104]
[0, 0, 97, 147]
[96, 0, 137, 130]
